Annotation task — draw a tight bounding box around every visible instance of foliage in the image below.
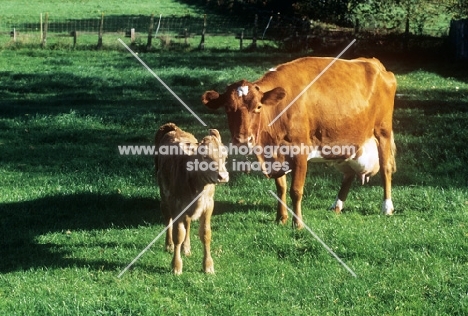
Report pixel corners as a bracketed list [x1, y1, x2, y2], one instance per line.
[451, 0, 468, 18]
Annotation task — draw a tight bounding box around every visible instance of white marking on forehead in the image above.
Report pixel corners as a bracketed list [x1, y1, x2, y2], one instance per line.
[237, 85, 249, 97]
[269, 67, 277, 71]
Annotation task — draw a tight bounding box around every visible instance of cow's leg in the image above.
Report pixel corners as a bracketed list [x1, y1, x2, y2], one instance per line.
[377, 131, 396, 215]
[290, 156, 308, 229]
[172, 218, 187, 275]
[161, 201, 174, 252]
[182, 216, 192, 256]
[275, 175, 288, 224]
[330, 172, 354, 214]
[199, 208, 214, 274]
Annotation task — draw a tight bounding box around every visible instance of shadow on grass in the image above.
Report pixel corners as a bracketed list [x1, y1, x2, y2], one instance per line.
[0, 193, 162, 273]
[0, 192, 269, 273]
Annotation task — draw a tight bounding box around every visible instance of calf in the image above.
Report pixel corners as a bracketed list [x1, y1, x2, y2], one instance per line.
[155, 123, 229, 274]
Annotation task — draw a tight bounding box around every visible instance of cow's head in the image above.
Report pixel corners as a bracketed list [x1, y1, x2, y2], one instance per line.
[202, 80, 286, 147]
[196, 129, 229, 183]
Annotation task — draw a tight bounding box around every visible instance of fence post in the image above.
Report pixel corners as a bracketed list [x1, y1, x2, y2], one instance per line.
[239, 29, 244, 50]
[40, 14, 43, 42]
[130, 28, 135, 43]
[147, 14, 154, 49]
[11, 28, 17, 42]
[184, 28, 188, 45]
[71, 30, 77, 47]
[354, 18, 360, 35]
[251, 14, 258, 49]
[450, 19, 468, 60]
[199, 14, 206, 50]
[97, 13, 104, 49]
[42, 13, 48, 48]
[403, 15, 410, 51]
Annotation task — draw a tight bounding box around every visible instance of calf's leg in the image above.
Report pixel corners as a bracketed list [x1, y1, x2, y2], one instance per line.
[182, 216, 192, 256]
[160, 201, 174, 252]
[172, 219, 187, 275]
[199, 204, 214, 273]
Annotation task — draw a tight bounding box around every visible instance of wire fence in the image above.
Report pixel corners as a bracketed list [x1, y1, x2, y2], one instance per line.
[0, 13, 451, 52]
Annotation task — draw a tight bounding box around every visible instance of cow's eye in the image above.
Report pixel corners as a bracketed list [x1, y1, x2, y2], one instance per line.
[254, 104, 262, 113]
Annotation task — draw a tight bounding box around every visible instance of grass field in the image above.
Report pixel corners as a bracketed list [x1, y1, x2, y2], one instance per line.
[1, 45, 468, 315]
[1, 1, 468, 315]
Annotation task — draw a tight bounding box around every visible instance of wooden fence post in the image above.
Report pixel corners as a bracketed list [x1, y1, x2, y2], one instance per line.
[251, 14, 258, 49]
[183, 28, 188, 45]
[40, 14, 43, 42]
[403, 15, 410, 51]
[130, 28, 135, 43]
[71, 31, 77, 47]
[147, 14, 154, 49]
[354, 18, 360, 35]
[449, 19, 468, 60]
[239, 29, 244, 50]
[97, 13, 104, 49]
[11, 28, 17, 42]
[199, 14, 206, 50]
[42, 13, 48, 48]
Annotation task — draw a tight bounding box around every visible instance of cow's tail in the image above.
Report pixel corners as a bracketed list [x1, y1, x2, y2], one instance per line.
[154, 122, 179, 172]
[390, 131, 397, 173]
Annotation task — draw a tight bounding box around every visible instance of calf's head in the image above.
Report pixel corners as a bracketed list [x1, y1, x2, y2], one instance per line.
[195, 129, 229, 183]
[202, 80, 286, 147]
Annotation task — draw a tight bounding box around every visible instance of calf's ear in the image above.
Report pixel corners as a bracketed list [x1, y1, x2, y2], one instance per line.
[179, 142, 197, 156]
[209, 129, 222, 142]
[261, 87, 286, 106]
[202, 91, 223, 109]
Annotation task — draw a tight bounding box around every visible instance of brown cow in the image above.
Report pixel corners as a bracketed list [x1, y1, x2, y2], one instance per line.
[202, 57, 396, 228]
[155, 123, 229, 274]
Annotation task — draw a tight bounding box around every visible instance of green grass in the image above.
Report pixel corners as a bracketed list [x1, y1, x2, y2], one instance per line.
[0, 0, 202, 18]
[1, 37, 468, 316]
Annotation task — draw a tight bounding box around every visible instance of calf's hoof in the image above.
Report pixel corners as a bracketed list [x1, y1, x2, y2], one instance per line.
[166, 244, 174, 253]
[172, 258, 183, 275]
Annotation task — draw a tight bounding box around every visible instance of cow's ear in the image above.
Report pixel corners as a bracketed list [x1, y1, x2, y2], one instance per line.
[202, 90, 222, 109]
[261, 87, 286, 106]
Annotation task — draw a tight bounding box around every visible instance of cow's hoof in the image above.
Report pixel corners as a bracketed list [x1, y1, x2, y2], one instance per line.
[293, 219, 304, 230]
[381, 199, 394, 216]
[330, 198, 343, 214]
[204, 258, 214, 274]
[276, 215, 289, 225]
